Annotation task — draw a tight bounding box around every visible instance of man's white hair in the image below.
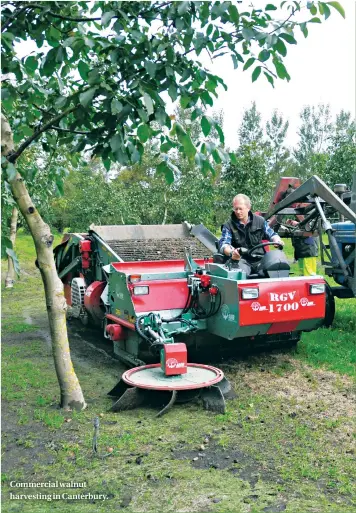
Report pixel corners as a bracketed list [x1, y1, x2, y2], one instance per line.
[232, 194, 251, 209]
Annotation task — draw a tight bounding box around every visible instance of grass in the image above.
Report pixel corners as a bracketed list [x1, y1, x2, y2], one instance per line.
[1, 232, 356, 512]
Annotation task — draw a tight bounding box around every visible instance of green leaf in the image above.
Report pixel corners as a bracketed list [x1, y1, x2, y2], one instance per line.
[265, 4, 278, 10]
[49, 25, 61, 40]
[155, 109, 167, 126]
[143, 93, 154, 116]
[273, 58, 290, 80]
[25, 56, 38, 72]
[54, 95, 67, 109]
[243, 57, 255, 71]
[110, 133, 123, 152]
[201, 90, 213, 107]
[212, 149, 222, 164]
[87, 68, 100, 85]
[202, 159, 215, 177]
[55, 176, 64, 196]
[215, 124, 225, 145]
[103, 158, 111, 172]
[309, 3, 317, 14]
[22, 126, 33, 137]
[156, 161, 174, 184]
[229, 152, 237, 165]
[101, 10, 116, 26]
[6, 247, 20, 277]
[258, 49, 270, 62]
[252, 66, 262, 82]
[231, 54, 238, 69]
[228, 4, 240, 24]
[321, 3, 331, 18]
[242, 27, 255, 40]
[326, 1, 345, 17]
[180, 96, 191, 109]
[309, 17, 322, 22]
[278, 33, 297, 44]
[300, 22, 308, 37]
[6, 162, 16, 181]
[144, 61, 157, 78]
[111, 98, 123, 115]
[63, 36, 76, 48]
[137, 124, 150, 143]
[79, 87, 96, 108]
[264, 71, 274, 87]
[168, 84, 178, 102]
[1, 236, 12, 259]
[177, 1, 190, 15]
[201, 116, 211, 137]
[175, 123, 196, 158]
[78, 60, 90, 81]
[275, 38, 287, 57]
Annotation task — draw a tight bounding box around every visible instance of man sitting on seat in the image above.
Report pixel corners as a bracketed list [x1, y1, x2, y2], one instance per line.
[219, 193, 284, 277]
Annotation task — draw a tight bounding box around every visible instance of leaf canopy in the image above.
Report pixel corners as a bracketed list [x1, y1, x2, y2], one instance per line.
[1, 0, 341, 177]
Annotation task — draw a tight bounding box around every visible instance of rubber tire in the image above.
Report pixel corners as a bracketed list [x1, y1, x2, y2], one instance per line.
[324, 283, 335, 328]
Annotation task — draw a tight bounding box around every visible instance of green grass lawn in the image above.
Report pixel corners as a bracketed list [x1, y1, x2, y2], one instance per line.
[2, 232, 355, 513]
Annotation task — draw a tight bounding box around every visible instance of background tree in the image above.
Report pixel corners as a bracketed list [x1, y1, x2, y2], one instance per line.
[293, 104, 332, 179]
[323, 110, 356, 187]
[238, 101, 264, 148]
[1, 0, 345, 410]
[223, 102, 271, 211]
[266, 109, 291, 180]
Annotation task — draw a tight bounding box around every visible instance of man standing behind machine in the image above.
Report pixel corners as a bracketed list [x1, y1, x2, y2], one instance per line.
[288, 220, 319, 276]
[219, 194, 284, 278]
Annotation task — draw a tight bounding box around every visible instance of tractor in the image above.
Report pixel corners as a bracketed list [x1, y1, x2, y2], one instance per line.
[54, 175, 355, 415]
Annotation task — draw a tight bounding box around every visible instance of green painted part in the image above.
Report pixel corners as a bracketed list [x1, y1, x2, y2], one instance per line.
[297, 318, 323, 331]
[136, 271, 188, 280]
[90, 232, 122, 281]
[206, 262, 247, 280]
[108, 266, 136, 321]
[58, 256, 81, 279]
[113, 332, 142, 360]
[160, 348, 164, 372]
[54, 234, 84, 279]
[206, 275, 240, 340]
[162, 318, 206, 335]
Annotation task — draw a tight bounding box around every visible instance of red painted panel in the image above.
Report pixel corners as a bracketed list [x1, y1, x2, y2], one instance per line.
[84, 281, 106, 320]
[267, 320, 300, 334]
[106, 314, 135, 331]
[238, 278, 325, 327]
[130, 279, 189, 313]
[63, 284, 72, 306]
[112, 258, 211, 275]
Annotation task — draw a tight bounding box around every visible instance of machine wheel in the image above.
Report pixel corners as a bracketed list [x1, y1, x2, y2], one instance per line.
[324, 283, 335, 328]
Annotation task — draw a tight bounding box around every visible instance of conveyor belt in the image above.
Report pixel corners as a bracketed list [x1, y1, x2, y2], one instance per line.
[106, 238, 211, 261]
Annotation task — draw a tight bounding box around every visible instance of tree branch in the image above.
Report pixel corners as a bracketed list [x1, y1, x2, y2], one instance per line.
[7, 106, 78, 163]
[1, 5, 30, 31]
[42, 134, 58, 173]
[50, 126, 91, 135]
[3, 1, 174, 26]
[14, 3, 102, 22]
[268, 9, 296, 35]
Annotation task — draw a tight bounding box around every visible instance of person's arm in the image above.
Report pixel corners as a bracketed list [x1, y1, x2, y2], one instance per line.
[219, 226, 241, 260]
[263, 221, 284, 246]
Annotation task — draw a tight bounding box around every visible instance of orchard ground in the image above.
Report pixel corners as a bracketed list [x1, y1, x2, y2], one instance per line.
[1, 232, 355, 513]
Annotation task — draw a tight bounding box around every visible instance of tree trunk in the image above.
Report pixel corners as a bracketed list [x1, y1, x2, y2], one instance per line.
[1, 113, 86, 411]
[162, 192, 168, 225]
[5, 206, 19, 288]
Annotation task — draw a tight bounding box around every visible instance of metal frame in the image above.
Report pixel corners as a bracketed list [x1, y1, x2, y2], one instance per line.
[265, 174, 356, 297]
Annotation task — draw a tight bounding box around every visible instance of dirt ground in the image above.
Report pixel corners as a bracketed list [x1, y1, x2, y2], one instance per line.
[2, 304, 355, 512]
